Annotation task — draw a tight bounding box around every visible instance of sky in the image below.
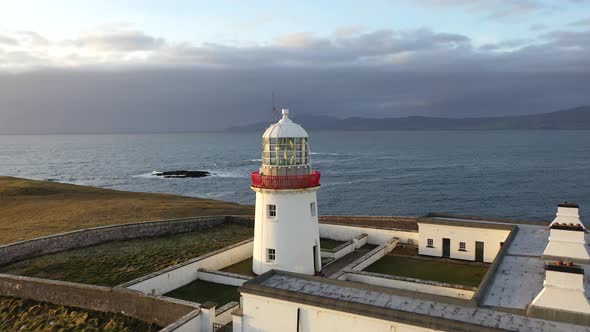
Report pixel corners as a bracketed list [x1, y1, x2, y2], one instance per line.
[1, 0, 590, 133]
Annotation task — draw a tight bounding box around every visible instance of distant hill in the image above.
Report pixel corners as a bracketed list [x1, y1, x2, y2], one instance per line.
[231, 106, 590, 131]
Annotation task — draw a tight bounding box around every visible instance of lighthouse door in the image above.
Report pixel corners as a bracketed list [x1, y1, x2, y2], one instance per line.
[313, 245, 319, 272]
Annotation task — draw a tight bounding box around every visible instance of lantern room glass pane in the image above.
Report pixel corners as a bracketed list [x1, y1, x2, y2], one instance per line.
[262, 137, 309, 166]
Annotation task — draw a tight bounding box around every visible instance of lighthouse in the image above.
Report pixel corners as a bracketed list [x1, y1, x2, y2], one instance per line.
[251, 109, 322, 275]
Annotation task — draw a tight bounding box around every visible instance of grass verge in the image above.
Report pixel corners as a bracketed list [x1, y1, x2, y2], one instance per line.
[0, 296, 160, 332]
[320, 238, 347, 250]
[0, 225, 253, 286]
[364, 255, 488, 287]
[0, 176, 253, 245]
[165, 280, 240, 306]
[220, 257, 255, 276]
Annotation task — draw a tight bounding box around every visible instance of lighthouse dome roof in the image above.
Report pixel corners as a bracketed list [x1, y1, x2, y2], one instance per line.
[262, 109, 308, 138]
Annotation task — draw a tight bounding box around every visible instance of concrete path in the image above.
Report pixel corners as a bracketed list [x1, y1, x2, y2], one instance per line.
[322, 244, 377, 277]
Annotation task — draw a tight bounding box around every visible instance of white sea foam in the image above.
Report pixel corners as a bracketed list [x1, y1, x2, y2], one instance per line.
[211, 170, 246, 178]
[310, 152, 340, 156]
[133, 172, 162, 179]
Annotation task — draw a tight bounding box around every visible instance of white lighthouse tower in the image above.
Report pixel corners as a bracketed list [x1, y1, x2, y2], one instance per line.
[251, 109, 321, 275]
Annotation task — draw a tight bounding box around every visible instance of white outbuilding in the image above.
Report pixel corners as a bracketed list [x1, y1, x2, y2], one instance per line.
[250, 109, 322, 275]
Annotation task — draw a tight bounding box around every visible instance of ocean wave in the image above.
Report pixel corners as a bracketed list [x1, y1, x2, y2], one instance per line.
[133, 172, 165, 179]
[310, 152, 340, 156]
[210, 170, 247, 178]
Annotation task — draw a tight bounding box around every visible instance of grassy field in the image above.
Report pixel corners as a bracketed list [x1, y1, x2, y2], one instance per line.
[221, 257, 255, 276]
[0, 225, 253, 286]
[320, 238, 347, 250]
[165, 280, 240, 306]
[364, 255, 488, 287]
[0, 296, 160, 332]
[0, 176, 253, 245]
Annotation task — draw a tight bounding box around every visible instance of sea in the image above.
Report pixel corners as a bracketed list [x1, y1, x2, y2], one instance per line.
[1, 130, 589, 221]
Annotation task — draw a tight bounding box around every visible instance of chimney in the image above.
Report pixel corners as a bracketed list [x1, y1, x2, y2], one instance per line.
[529, 263, 590, 315]
[543, 202, 590, 263]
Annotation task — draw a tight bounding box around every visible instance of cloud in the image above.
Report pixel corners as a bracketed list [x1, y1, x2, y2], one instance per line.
[76, 30, 166, 51]
[0, 25, 589, 133]
[529, 23, 547, 31]
[334, 25, 366, 38]
[0, 35, 17, 45]
[568, 18, 590, 27]
[401, 0, 545, 19]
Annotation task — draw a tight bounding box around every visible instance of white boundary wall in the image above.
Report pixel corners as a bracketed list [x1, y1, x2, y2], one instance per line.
[160, 311, 202, 332]
[215, 301, 240, 326]
[332, 238, 399, 280]
[344, 271, 476, 300]
[197, 269, 251, 287]
[319, 223, 418, 245]
[124, 240, 253, 295]
[321, 234, 368, 260]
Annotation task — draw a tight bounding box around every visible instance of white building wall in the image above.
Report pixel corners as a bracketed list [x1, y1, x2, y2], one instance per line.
[418, 223, 510, 263]
[253, 187, 321, 275]
[240, 293, 441, 332]
[319, 223, 418, 245]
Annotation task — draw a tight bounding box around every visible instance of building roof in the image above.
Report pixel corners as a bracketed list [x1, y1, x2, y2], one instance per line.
[241, 270, 590, 332]
[262, 109, 308, 139]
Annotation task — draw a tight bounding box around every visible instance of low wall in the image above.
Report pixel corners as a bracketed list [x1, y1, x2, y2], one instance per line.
[0, 215, 417, 270]
[215, 301, 240, 326]
[321, 234, 368, 260]
[472, 225, 518, 305]
[345, 271, 476, 300]
[332, 237, 399, 280]
[160, 310, 202, 332]
[527, 305, 590, 327]
[122, 239, 254, 295]
[0, 273, 199, 328]
[319, 223, 417, 246]
[0, 216, 228, 267]
[198, 269, 252, 287]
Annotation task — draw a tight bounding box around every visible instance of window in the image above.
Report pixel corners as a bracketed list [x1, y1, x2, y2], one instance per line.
[459, 242, 466, 251]
[267, 248, 276, 262]
[267, 204, 276, 218]
[262, 137, 309, 166]
[310, 202, 316, 216]
[427, 238, 434, 248]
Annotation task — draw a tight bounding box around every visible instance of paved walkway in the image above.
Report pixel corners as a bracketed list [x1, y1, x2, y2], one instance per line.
[322, 244, 377, 277]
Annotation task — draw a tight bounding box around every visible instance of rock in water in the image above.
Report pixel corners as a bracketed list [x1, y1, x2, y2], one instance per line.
[152, 170, 210, 178]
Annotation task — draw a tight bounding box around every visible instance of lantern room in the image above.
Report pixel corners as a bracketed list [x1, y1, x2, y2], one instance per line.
[260, 109, 310, 176]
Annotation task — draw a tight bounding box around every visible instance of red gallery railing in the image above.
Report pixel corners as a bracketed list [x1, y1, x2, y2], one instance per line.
[251, 171, 321, 189]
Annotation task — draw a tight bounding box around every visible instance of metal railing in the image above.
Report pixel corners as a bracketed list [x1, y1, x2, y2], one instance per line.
[251, 171, 321, 189]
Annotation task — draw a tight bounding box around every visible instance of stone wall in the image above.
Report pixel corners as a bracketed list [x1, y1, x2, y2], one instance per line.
[0, 216, 227, 267]
[0, 215, 416, 268]
[0, 273, 199, 327]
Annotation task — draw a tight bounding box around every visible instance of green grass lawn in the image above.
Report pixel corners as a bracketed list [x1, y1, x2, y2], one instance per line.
[165, 280, 240, 306]
[0, 296, 160, 332]
[364, 255, 488, 287]
[0, 224, 253, 287]
[320, 238, 347, 250]
[220, 257, 255, 276]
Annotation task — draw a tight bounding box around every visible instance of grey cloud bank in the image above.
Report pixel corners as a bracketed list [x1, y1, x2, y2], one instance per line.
[0, 25, 589, 133]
